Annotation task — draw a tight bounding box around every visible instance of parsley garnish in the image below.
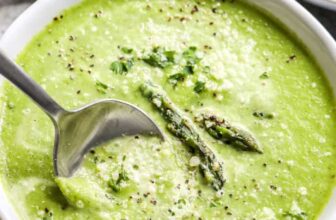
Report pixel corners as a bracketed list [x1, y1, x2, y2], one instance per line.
[194, 81, 206, 93]
[110, 59, 133, 74]
[253, 111, 274, 119]
[120, 47, 134, 54]
[108, 168, 129, 192]
[143, 47, 176, 68]
[168, 73, 187, 86]
[96, 81, 109, 94]
[110, 61, 124, 74]
[182, 46, 201, 65]
[164, 50, 178, 63]
[182, 65, 195, 75]
[259, 72, 269, 79]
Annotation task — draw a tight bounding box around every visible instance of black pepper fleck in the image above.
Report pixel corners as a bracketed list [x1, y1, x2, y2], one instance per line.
[191, 5, 199, 14]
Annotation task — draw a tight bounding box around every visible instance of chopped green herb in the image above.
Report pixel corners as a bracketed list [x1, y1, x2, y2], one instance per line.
[124, 59, 133, 71]
[259, 72, 269, 79]
[143, 47, 176, 68]
[110, 61, 124, 74]
[108, 168, 129, 193]
[182, 46, 201, 65]
[177, 198, 186, 205]
[168, 73, 187, 86]
[209, 199, 221, 208]
[121, 47, 134, 54]
[176, 198, 186, 209]
[110, 59, 133, 75]
[194, 81, 206, 93]
[168, 65, 196, 87]
[108, 181, 120, 192]
[95, 81, 109, 94]
[164, 50, 178, 63]
[143, 53, 166, 68]
[253, 111, 275, 119]
[182, 65, 195, 75]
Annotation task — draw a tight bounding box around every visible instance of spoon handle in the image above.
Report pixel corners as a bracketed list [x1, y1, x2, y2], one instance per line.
[0, 49, 64, 119]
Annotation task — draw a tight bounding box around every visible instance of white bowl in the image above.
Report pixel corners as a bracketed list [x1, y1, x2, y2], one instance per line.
[0, 0, 336, 219]
[303, 0, 336, 11]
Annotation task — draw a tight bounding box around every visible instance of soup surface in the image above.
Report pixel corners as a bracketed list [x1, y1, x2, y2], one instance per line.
[0, 0, 336, 219]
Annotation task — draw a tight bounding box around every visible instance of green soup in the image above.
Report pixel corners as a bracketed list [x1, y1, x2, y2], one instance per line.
[0, 0, 335, 219]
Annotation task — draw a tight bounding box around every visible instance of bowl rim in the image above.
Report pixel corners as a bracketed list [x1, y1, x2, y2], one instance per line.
[0, 0, 336, 219]
[303, 0, 336, 11]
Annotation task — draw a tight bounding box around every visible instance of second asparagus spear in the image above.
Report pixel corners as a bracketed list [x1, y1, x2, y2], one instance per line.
[196, 114, 262, 154]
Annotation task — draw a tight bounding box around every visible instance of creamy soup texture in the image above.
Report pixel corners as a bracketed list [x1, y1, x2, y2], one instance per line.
[0, 0, 336, 219]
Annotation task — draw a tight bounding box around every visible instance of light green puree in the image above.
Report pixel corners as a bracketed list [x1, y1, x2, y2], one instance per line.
[0, 0, 336, 219]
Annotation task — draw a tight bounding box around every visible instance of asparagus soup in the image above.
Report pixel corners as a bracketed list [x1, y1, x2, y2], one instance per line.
[0, 0, 336, 219]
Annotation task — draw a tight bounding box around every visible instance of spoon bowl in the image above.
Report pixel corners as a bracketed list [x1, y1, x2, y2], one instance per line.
[54, 99, 163, 177]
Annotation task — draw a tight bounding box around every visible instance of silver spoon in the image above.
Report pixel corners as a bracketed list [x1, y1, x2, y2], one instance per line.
[0, 49, 163, 177]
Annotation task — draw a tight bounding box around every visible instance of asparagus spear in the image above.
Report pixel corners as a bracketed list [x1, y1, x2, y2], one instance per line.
[140, 82, 225, 191]
[196, 114, 262, 153]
